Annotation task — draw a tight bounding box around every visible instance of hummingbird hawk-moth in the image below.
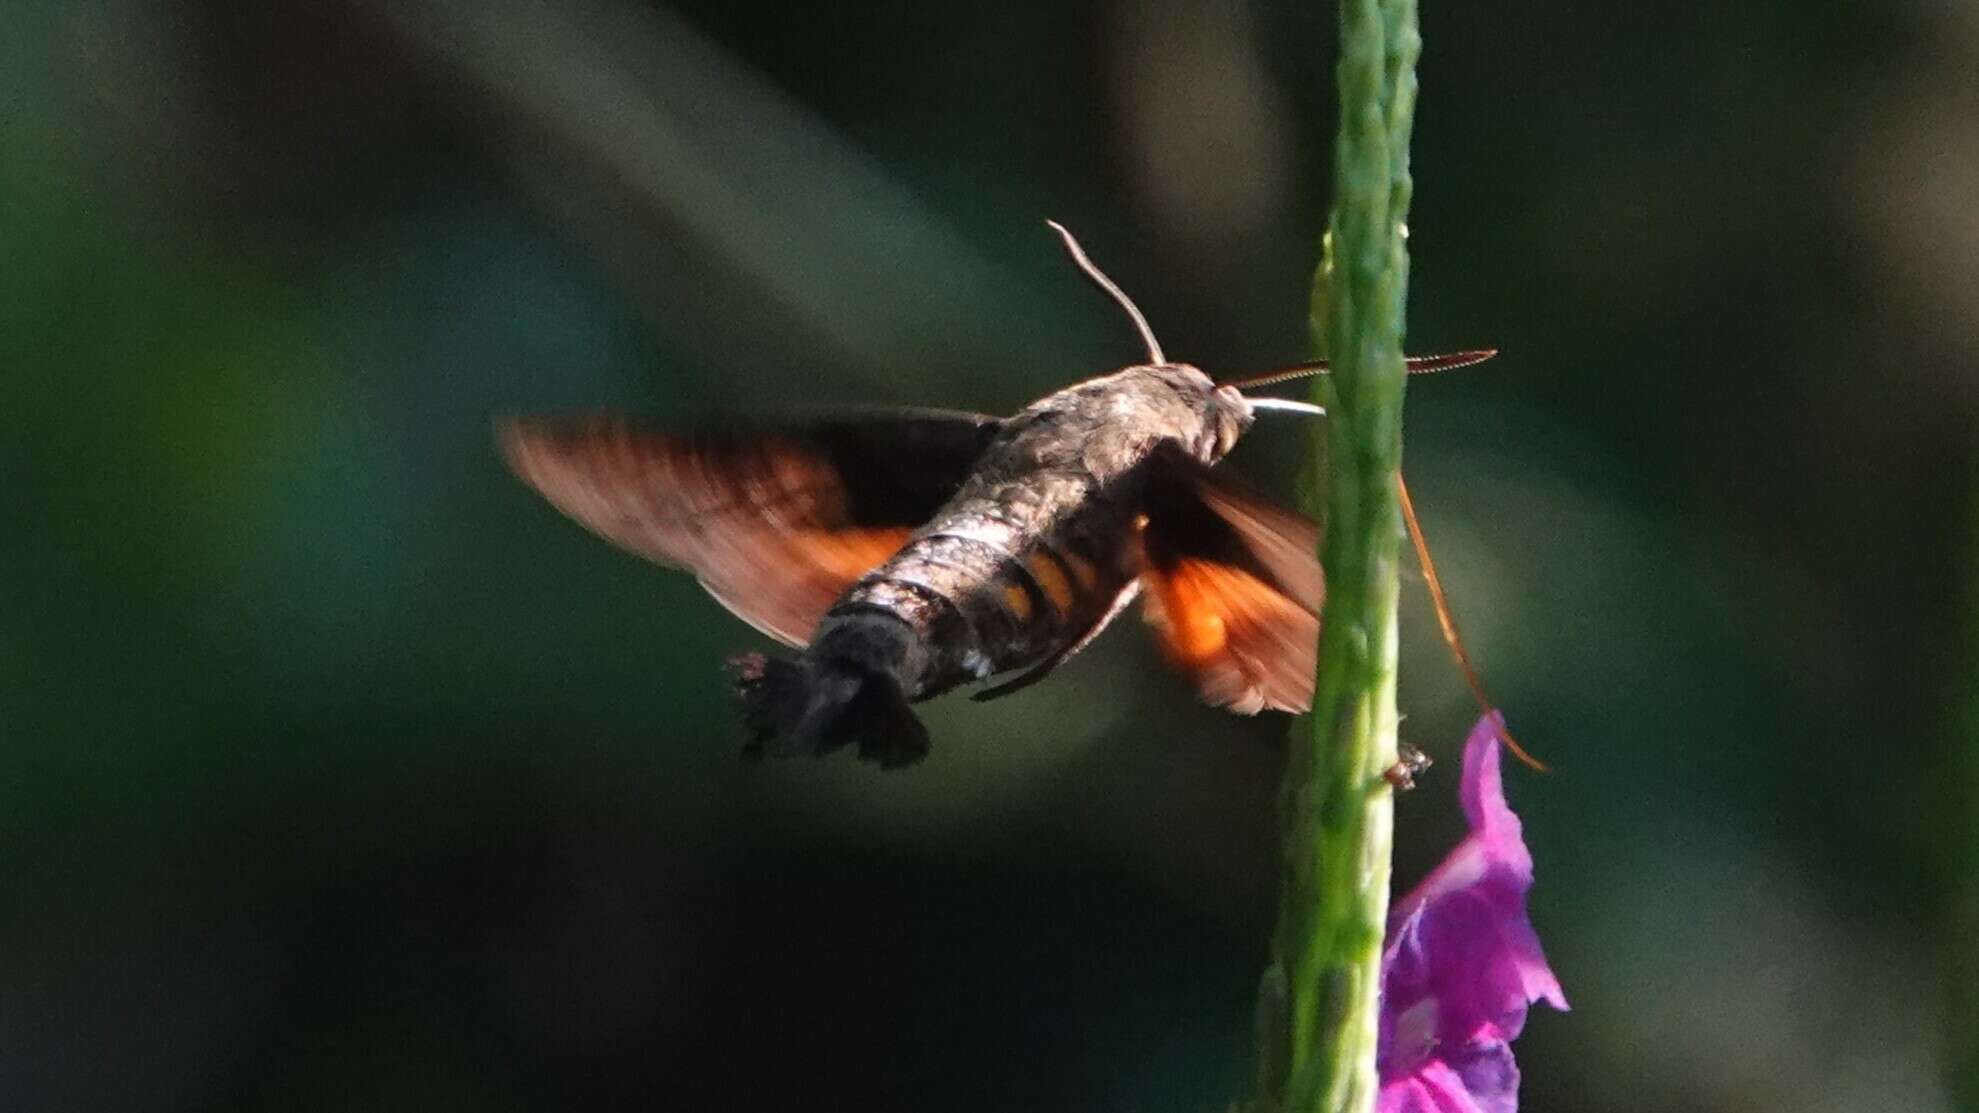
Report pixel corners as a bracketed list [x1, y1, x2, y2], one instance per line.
[498, 223, 1496, 769]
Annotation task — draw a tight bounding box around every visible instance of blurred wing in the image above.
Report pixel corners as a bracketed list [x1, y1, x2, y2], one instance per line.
[498, 410, 1001, 646]
[1137, 446, 1323, 714]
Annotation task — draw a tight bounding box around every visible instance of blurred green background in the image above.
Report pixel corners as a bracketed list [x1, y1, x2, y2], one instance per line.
[5, 0, 1974, 1110]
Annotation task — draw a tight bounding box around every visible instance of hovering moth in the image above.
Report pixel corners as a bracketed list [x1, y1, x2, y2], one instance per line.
[499, 224, 1495, 769]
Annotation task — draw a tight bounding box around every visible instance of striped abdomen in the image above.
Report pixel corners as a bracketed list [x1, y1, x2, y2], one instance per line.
[819, 487, 1138, 700]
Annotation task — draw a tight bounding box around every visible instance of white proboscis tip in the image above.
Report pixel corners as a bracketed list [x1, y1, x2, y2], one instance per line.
[1246, 397, 1328, 417]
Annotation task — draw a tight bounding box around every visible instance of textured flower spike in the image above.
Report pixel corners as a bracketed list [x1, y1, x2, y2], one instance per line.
[1377, 713, 1568, 1113]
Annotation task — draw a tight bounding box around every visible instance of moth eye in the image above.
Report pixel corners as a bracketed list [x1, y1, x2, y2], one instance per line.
[1203, 385, 1254, 460]
[1218, 412, 1244, 457]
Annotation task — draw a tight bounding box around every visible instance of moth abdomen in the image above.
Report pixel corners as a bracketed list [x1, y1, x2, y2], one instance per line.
[1019, 538, 1107, 616]
[832, 534, 1038, 692]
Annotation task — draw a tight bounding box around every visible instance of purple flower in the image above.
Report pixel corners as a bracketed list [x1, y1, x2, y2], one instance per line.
[1377, 713, 1568, 1113]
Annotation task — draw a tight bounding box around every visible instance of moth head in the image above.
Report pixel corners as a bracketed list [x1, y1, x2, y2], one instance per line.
[1042, 221, 1254, 461]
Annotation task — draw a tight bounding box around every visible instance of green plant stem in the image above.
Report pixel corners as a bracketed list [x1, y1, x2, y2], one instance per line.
[1256, 0, 1419, 1110]
[1956, 480, 1979, 1109]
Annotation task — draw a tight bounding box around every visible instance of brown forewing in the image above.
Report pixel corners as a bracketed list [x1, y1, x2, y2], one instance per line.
[497, 410, 1001, 645]
[1137, 446, 1323, 714]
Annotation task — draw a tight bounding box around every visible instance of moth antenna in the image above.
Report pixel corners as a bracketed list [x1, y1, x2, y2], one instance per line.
[1396, 471, 1550, 773]
[1045, 220, 1166, 365]
[1222, 349, 1498, 391]
[1246, 397, 1328, 417]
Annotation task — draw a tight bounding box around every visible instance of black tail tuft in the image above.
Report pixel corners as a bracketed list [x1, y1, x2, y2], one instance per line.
[728, 653, 931, 770]
[729, 653, 813, 759]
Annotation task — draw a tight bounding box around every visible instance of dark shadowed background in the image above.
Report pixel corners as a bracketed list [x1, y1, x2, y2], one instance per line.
[5, 1, 1975, 1110]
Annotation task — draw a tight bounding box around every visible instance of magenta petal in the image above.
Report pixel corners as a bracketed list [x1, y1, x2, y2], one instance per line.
[1378, 1058, 1503, 1113]
[1449, 1042, 1519, 1113]
[1377, 713, 1566, 1112]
